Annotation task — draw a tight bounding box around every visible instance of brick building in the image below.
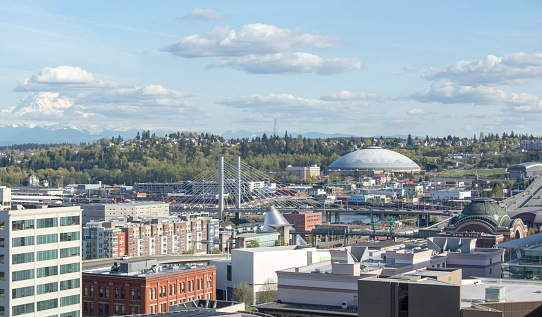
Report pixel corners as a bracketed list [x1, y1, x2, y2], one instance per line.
[283, 210, 323, 235]
[82, 259, 216, 315]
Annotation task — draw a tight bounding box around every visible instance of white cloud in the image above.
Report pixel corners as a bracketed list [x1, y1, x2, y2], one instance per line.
[402, 65, 420, 73]
[208, 53, 361, 75]
[219, 93, 373, 123]
[407, 108, 424, 115]
[409, 82, 540, 107]
[320, 90, 381, 101]
[182, 8, 226, 21]
[5, 66, 199, 132]
[469, 111, 503, 118]
[164, 24, 342, 58]
[422, 52, 542, 86]
[16, 66, 105, 91]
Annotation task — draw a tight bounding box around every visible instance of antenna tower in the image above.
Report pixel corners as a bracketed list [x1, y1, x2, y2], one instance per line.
[273, 119, 277, 136]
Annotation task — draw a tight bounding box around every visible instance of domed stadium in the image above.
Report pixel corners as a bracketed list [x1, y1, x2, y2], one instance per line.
[328, 146, 421, 175]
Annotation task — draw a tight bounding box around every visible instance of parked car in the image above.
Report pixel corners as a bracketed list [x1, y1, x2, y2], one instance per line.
[120, 255, 131, 260]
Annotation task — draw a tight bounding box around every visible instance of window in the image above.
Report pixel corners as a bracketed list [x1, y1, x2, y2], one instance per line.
[37, 234, 57, 245]
[0, 289, 4, 298]
[0, 255, 3, 264]
[37, 282, 58, 294]
[60, 310, 80, 317]
[0, 272, 4, 281]
[12, 252, 34, 264]
[60, 216, 79, 226]
[12, 236, 34, 247]
[12, 286, 34, 299]
[13, 303, 34, 316]
[99, 286, 103, 298]
[131, 288, 135, 300]
[37, 298, 58, 311]
[12, 220, 34, 231]
[12, 269, 34, 281]
[37, 218, 57, 228]
[37, 250, 57, 261]
[121, 288, 125, 299]
[60, 247, 80, 258]
[0, 238, 3, 247]
[227, 265, 232, 281]
[60, 263, 79, 274]
[60, 294, 80, 307]
[105, 286, 109, 298]
[60, 232, 80, 242]
[37, 266, 58, 278]
[115, 287, 118, 299]
[90, 285, 93, 297]
[0, 221, 4, 230]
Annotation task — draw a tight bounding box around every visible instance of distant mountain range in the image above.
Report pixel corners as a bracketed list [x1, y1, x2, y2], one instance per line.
[0, 125, 415, 146]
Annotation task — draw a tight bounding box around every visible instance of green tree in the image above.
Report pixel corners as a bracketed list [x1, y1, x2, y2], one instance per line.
[232, 281, 254, 307]
[248, 240, 260, 248]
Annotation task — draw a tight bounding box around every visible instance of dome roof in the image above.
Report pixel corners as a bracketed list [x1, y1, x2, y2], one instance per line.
[329, 146, 420, 171]
[461, 198, 507, 217]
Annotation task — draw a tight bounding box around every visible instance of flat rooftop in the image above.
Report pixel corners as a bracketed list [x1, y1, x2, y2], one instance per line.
[257, 302, 357, 316]
[83, 261, 211, 278]
[461, 278, 542, 307]
[232, 245, 314, 253]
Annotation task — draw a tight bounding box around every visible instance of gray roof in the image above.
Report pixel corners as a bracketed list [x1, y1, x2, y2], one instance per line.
[329, 147, 420, 171]
[495, 232, 542, 248]
[263, 206, 291, 231]
[507, 162, 542, 171]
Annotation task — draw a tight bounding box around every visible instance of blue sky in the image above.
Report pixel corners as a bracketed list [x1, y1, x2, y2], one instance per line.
[1, 1, 542, 137]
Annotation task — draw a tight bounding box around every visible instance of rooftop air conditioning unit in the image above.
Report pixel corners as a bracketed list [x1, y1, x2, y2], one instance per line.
[485, 286, 505, 302]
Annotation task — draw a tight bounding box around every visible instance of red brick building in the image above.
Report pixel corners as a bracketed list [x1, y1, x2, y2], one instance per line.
[284, 210, 323, 235]
[83, 260, 216, 315]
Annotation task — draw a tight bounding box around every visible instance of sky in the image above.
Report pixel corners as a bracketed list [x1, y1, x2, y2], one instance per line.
[1, 1, 542, 138]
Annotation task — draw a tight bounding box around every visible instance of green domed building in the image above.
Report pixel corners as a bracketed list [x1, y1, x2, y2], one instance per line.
[444, 198, 527, 247]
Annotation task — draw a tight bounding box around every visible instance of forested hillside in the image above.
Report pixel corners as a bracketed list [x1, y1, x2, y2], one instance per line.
[0, 131, 539, 186]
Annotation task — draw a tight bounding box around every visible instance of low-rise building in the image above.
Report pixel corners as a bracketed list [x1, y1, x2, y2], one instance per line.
[429, 190, 472, 200]
[82, 260, 216, 315]
[82, 202, 170, 223]
[283, 210, 322, 235]
[286, 165, 321, 181]
[211, 246, 330, 304]
[82, 216, 213, 259]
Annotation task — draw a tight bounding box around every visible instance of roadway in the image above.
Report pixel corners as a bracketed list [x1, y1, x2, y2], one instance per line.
[82, 254, 228, 271]
[201, 207, 451, 217]
[502, 176, 542, 211]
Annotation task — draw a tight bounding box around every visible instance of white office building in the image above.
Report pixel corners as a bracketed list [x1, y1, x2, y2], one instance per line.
[0, 186, 82, 317]
[211, 246, 330, 304]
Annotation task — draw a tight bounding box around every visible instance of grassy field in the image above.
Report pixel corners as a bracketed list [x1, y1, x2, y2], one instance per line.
[443, 169, 507, 178]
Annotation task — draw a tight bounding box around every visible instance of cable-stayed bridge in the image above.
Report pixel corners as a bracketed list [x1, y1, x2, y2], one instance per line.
[166, 156, 321, 219]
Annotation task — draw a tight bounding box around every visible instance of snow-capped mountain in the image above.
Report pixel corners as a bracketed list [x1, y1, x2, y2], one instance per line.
[7, 92, 74, 117]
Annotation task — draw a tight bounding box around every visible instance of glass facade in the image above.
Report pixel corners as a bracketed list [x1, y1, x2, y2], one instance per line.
[502, 247, 542, 280]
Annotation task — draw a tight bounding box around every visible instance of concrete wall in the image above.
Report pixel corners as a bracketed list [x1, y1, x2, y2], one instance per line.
[278, 271, 359, 308]
[358, 278, 461, 317]
[358, 279, 393, 317]
[408, 282, 460, 317]
[474, 301, 542, 317]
